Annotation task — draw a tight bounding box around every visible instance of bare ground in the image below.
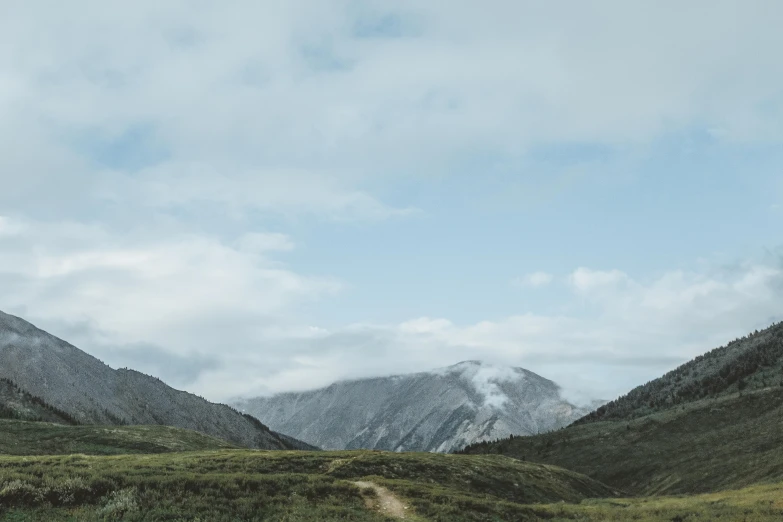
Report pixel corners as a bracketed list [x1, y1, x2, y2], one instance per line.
[352, 480, 411, 519]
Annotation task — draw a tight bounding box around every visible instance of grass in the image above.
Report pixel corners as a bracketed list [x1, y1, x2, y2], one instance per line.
[530, 481, 783, 521]
[461, 385, 783, 496]
[0, 449, 614, 521]
[0, 419, 237, 455]
[0, 447, 780, 520]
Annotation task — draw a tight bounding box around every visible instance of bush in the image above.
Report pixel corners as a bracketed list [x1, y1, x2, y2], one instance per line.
[97, 488, 139, 518]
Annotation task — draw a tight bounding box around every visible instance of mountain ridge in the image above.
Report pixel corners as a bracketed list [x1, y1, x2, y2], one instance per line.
[0, 309, 313, 450]
[235, 360, 596, 453]
[575, 319, 783, 425]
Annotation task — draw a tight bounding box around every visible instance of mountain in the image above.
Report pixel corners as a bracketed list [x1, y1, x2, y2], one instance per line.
[0, 377, 79, 425]
[234, 360, 596, 453]
[0, 310, 313, 450]
[461, 320, 783, 495]
[576, 320, 783, 425]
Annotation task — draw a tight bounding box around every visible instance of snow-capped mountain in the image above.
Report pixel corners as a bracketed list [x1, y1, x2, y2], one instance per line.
[234, 361, 599, 453]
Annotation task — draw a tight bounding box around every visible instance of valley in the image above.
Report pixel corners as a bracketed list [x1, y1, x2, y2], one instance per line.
[3, 310, 783, 520]
[0, 439, 781, 521]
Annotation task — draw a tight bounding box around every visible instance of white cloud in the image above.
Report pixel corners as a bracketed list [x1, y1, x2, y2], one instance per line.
[236, 232, 295, 253]
[569, 267, 632, 294]
[513, 272, 554, 288]
[1, 2, 783, 404]
[97, 166, 418, 222]
[399, 317, 453, 334]
[2, 1, 783, 223]
[2, 211, 781, 402]
[201, 258, 783, 401]
[0, 216, 339, 361]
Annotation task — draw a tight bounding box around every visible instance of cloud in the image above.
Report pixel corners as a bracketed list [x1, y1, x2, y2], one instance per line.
[568, 268, 631, 293]
[2, 1, 783, 224]
[236, 233, 295, 253]
[199, 257, 783, 402]
[96, 166, 418, 222]
[2, 209, 782, 403]
[0, 216, 339, 361]
[1, 2, 783, 405]
[513, 272, 554, 288]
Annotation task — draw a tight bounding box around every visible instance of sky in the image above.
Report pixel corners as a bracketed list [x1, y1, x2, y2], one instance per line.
[1, 1, 783, 403]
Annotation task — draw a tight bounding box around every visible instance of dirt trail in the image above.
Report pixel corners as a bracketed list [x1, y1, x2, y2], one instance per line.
[352, 480, 411, 519]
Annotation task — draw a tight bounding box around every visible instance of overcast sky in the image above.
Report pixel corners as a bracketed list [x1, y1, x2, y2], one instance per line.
[1, 1, 782, 403]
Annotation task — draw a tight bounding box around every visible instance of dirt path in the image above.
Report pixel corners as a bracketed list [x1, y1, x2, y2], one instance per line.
[352, 480, 411, 519]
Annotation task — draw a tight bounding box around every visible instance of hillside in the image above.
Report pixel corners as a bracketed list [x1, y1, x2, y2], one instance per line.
[578, 320, 783, 424]
[461, 384, 783, 496]
[0, 310, 311, 450]
[235, 361, 594, 453]
[0, 377, 78, 425]
[0, 419, 237, 455]
[0, 449, 616, 521]
[460, 321, 783, 496]
[0, 448, 782, 521]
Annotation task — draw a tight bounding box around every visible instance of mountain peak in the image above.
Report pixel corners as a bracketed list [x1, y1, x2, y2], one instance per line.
[431, 361, 529, 409]
[236, 361, 592, 452]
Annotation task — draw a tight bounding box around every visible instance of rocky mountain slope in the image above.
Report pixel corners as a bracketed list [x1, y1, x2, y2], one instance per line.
[234, 360, 596, 452]
[0, 310, 312, 450]
[0, 377, 79, 425]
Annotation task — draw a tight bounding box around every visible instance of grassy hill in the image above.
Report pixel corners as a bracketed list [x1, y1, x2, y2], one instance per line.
[0, 449, 781, 521]
[0, 449, 617, 521]
[461, 385, 783, 496]
[0, 419, 237, 456]
[535, 481, 783, 521]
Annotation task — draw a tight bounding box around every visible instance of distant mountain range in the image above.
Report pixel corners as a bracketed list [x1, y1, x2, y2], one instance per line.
[0, 310, 312, 450]
[234, 360, 600, 453]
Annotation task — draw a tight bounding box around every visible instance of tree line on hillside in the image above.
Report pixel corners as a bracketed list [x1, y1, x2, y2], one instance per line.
[576, 321, 783, 425]
[0, 377, 81, 425]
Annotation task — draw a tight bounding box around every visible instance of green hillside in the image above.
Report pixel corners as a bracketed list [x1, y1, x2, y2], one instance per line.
[0, 419, 237, 456]
[1, 449, 782, 521]
[534, 481, 783, 521]
[0, 449, 616, 521]
[461, 385, 783, 496]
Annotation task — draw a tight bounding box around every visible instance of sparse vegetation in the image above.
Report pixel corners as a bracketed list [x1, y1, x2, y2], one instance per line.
[0, 378, 80, 425]
[0, 419, 236, 456]
[0, 449, 615, 521]
[0, 448, 780, 521]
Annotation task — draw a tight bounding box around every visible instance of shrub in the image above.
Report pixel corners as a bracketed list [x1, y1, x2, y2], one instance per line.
[97, 488, 139, 518]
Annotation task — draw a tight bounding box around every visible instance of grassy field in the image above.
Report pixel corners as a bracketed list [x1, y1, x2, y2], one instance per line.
[0, 446, 780, 520]
[462, 385, 783, 496]
[0, 419, 237, 455]
[532, 481, 783, 521]
[0, 449, 615, 521]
